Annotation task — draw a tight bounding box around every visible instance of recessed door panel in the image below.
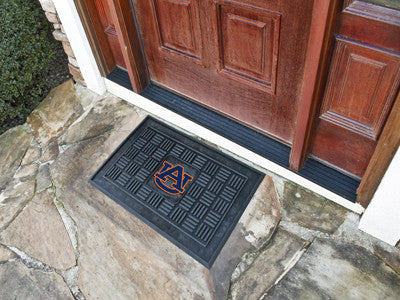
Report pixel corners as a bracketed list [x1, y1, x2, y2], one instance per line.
[152, 0, 203, 62]
[311, 36, 400, 178]
[216, 2, 280, 93]
[320, 38, 400, 140]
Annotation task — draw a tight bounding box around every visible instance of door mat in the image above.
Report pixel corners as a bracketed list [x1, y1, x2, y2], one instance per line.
[90, 117, 264, 268]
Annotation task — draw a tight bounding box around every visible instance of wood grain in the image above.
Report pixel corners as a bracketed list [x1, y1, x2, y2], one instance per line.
[132, 0, 314, 143]
[319, 37, 400, 140]
[109, 0, 149, 92]
[309, 1, 400, 179]
[216, 1, 280, 93]
[151, 0, 203, 63]
[94, 0, 126, 68]
[74, 0, 116, 75]
[357, 91, 400, 207]
[289, 0, 341, 171]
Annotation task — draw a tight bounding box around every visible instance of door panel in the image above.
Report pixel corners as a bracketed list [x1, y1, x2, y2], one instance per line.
[152, 0, 203, 62]
[132, 0, 314, 143]
[310, 1, 400, 178]
[94, 0, 126, 68]
[215, 1, 280, 93]
[320, 38, 400, 140]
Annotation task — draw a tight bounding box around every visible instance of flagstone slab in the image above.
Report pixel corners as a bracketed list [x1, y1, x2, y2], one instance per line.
[0, 260, 73, 299]
[0, 190, 76, 270]
[210, 175, 281, 299]
[36, 164, 52, 193]
[60, 96, 141, 145]
[374, 244, 400, 275]
[0, 244, 15, 262]
[263, 238, 400, 299]
[282, 181, 349, 234]
[0, 125, 32, 189]
[229, 229, 307, 300]
[27, 79, 83, 146]
[14, 163, 39, 179]
[0, 178, 35, 231]
[21, 147, 41, 166]
[41, 141, 59, 162]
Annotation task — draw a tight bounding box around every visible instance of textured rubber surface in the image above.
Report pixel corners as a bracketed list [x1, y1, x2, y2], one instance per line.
[105, 68, 360, 202]
[106, 67, 133, 90]
[90, 117, 264, 268]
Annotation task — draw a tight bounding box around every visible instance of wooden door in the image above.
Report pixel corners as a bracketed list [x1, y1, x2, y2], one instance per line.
[132, 0, 314, 144]
[309, 1, 400, 178]
[94, 0, 126, 69]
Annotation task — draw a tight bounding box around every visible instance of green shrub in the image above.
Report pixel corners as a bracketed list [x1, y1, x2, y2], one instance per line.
[0, 0, 56, 129]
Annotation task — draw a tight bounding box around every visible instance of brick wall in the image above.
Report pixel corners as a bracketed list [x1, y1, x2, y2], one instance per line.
[38, 0, 86, 86]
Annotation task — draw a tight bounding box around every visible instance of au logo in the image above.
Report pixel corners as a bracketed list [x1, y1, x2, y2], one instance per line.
[154, 161, 193, 195]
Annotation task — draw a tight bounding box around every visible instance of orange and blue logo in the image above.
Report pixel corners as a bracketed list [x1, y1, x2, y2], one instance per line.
[154, 161, 193, 195]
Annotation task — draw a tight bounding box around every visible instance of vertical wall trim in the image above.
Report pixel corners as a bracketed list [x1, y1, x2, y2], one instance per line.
[53, 0, 106, 94]
[359, 147, 400, 245]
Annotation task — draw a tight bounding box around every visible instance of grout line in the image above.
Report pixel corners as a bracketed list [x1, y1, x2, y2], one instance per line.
[48, 186, 80, 262]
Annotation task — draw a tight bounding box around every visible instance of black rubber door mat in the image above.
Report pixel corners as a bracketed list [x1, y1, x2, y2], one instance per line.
[90, 117, 264, 268]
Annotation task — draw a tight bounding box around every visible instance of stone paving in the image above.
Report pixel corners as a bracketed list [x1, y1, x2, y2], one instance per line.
[0, 80, 399, 299]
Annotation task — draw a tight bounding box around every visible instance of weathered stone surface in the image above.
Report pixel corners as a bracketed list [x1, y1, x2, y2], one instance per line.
[51, 104, 215, 299]
[68, 64, 84, 81]
[0, 260, 73, 299]
[263, 238, 400, 299]
[282, 181, 348, 234]
[0, 178, 35, 231]
[0, 244, 16, 262]
[14, 163, 39, 179]
[239, 176, 281, 249]
[39, 0, 57, 14]
[45, 11, 59, 23]
[60, 96, 140, 145]
[210, 175, 281, 299]
[36, 164, 52, 193]
[21, 147, 41, 165]
[68, 56, 79, 68]
[41, 141, 59, 162]
[50, 109, 285, 299]
[27, 80, 83, 146]
[0, 125, 32, 188]
[51, 139, 212, 299]
[333, 212, 390, 253]
[230, 229, 307, 300]
[0, 190, 76, 270]
[375, 244, 400, 275]
[62, 41, 75, 58]
[75, 83, 100, 110]
[53, 30, 68, 42]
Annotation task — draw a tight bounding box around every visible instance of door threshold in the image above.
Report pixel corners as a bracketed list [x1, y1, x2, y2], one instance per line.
[105, 68, 362, 209]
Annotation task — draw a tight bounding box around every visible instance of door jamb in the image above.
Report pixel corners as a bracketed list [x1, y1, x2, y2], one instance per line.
[357, 91, 400, 208]
[289, 0, 341, 171]
[73, 0, 116, 76]
[74, 0, 149, 92]
[108, 0, 149, 92]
